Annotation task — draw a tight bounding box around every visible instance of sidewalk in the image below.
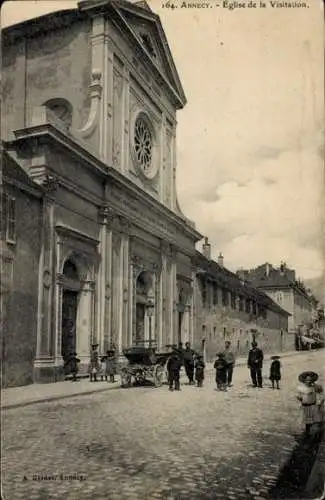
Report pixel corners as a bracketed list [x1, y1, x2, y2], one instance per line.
[0, 349, 317, 410]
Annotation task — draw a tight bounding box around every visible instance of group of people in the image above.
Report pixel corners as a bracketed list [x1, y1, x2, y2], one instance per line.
[88, 344, 117, 382]
[166, 341, 205, 391]
[166, 340, 282, 393]
[64, 344, 117, 383]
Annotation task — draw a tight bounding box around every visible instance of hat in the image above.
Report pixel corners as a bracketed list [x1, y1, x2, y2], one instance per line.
[298, 371, 318, 383]
[216, 352, 224, 357]
[92, 343, 99, 348]
[271, 355, 280, 360]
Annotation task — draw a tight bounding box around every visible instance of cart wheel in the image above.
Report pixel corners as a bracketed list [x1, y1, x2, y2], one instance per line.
[134, 369, 146, 385]
[154, 365, 164, 387]
[121, 370, 132, 388]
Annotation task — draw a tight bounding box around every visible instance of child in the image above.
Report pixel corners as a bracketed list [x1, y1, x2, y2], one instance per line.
[105, 350, 116, 383]
[89, 343, 99, 382]
[67, 352, 80, 382]
[297, 371, 324, 436]
[194, 354, 205, 388]
[100, 355, 107, 381]
[214, 353, 227, 391]
[167, 348, 182, 391]
[269, 355, 281, 389]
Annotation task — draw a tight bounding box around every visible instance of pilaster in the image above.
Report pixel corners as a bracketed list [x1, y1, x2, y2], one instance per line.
[34, 180, 57, 382]
[121, 66, 130, 173]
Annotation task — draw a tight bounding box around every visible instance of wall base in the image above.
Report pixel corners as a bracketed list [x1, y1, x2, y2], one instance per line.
[33, 364, 65, 384]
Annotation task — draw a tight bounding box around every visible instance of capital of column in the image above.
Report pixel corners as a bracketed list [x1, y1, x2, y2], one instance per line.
[98, 206, 116, 226]
[118, 215, 132, 235]
[56, 273, 64, 286]
[82, 280, 96, 292]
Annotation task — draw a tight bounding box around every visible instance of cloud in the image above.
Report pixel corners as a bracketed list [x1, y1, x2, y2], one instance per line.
[178, 143, 324, 279]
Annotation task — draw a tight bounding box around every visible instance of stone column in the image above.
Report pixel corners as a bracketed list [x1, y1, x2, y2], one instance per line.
[121, 228, 130, 348]
[121, 66, 130, 173]
[97, 210, 107, 355]
[128, 259, 134, 347]
[171, 263, 177, 345]
[77, 280, 95, 365]
[158, 266, 163, 349]
[34, 184, 57, 381]
[54, 272, 64, 370]
[97, 207, 115, 353]
[160, 113, 166, 204]
[111, 231, 123, 353]
[183, 304, 191, 342]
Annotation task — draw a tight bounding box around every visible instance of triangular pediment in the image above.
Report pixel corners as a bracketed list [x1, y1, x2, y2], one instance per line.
[111, 1, 187, 108]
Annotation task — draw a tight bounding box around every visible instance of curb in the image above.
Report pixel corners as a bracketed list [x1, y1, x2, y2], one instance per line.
[2, 375, 189, 410]
[1, 384, 120, 411]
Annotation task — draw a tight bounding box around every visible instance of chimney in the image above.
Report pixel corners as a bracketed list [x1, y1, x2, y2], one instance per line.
[265, 263, 270, 277]
[280, 261, 286, 275]
[217, 252, 224, 267]
[202, 237, 211, 260]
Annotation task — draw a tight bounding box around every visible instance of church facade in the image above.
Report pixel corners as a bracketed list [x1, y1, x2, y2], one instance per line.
[1, 0, 202, 385]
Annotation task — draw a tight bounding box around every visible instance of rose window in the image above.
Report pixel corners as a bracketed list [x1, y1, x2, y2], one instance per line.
[134, 117, 153, 173]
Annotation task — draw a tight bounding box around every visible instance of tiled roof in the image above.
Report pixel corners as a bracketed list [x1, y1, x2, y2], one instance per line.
[195, 252, 290, 317]
[240, 263, 312, 299]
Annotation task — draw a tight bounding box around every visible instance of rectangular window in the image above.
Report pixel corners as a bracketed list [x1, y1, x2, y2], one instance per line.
[223, 327, 226, 338]
[222, 289, 229, 307]
[5, 194, 16, 243]
[213, 326, 216, 338]
[239, 296, 244, 312]
[245, 299, 251, 314]
[252, 302, 257, 316]
[231, 293, 236, 309]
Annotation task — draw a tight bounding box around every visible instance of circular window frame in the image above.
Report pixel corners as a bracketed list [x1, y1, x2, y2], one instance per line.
[131, 111, 158, 181]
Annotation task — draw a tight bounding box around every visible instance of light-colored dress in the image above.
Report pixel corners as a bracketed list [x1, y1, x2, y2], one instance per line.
[297, 383, 324, 425]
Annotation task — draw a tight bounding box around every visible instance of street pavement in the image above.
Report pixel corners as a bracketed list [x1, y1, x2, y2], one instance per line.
[2, 350, 324, 500]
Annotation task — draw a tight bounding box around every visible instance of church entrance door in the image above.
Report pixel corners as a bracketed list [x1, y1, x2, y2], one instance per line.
[61, 290, 78, 362]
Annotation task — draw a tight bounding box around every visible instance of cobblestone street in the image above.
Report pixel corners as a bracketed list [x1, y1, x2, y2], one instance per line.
[2, 350, 324, 500]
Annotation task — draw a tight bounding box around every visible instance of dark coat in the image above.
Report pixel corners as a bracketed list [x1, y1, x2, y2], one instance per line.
[248, 347, 264, 368]
[269, 360, 281, 381]
[67, 355, 80, 373]
[183, 348, 195, 364]
[195, 360, 205, 380]
[167, 354, 182, 373]
[214, 358, 227, 384]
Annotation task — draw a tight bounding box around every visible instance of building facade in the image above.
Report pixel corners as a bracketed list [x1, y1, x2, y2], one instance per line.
[237, 263, 317, 332]
[1, 150, 43, 387]
[194, 242, 291, 362]
[1, 0, 202, 385]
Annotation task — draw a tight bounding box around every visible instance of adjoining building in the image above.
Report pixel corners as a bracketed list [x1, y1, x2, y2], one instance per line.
[1, 0, 202, 386]
[237, 262, 318, 333]
[193, 240, 291, 361]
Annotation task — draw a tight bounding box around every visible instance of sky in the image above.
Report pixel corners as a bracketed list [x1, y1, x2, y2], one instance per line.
[2, 0, 324, 282]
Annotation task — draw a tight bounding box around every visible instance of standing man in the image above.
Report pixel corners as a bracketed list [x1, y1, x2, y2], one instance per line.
[183, 341, 195, 385]
[167, 347, 182, 391]
[247, 341, 264, 388]
[223, 341, 236, 387]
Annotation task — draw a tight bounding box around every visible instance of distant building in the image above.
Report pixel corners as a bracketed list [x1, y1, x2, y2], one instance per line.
[237, 262, 317, 332]
[193, 242, 291, 361]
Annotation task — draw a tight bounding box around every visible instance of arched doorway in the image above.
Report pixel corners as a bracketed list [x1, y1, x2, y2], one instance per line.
[61, 259, 80, 363]
[135, 271, 153, 343]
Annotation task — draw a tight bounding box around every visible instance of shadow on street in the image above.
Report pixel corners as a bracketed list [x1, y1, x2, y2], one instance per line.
[267, 428, 324, 499]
